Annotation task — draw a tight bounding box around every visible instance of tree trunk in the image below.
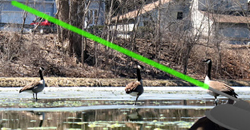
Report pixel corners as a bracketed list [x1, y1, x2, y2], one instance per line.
[21, 0, 29, 34]
[183, 45, 192, 75]
[103, 0, 115, 67]
[81, 0, 91, 64]
[156, 0, 162, 61]
[68, 0, 82, 56]
[55, 0, 69, 42]
[130, 1, 145, 52]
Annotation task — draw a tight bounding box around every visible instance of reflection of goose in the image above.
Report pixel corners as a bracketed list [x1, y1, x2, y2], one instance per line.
[19, 67, 45, 101]
[28, 111, 45, 127]
[126, 109, 143, 121]
[37, 112, 45, 127]
[203, 59, 237, 105]
[0, 119, 4, 128]
[126, 109, 143, 130]
[125, 65, 144, 105]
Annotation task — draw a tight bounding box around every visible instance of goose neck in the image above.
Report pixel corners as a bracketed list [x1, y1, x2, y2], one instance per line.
[137, 68, 142, 81]
[39, 70, 44, 80]
[207, 61, 212, 79]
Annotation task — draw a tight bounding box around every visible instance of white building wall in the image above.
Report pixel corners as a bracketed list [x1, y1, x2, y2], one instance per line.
[191, 0, 214, 37]
[0, 0, 55, 24]
[113, 24, 135, 32]
[192, 0, 250, 44]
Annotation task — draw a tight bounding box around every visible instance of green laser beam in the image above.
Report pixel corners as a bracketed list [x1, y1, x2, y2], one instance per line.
[12, 0, 209, 89]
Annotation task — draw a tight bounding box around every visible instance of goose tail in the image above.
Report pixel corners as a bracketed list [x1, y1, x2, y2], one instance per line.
[226, 90, 238, 104]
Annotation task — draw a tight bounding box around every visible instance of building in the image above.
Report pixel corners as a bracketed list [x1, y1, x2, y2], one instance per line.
[192, 0, 250, 44]
[0, 0, 56, 24]
[111, 0, 250, 44]
[0, 0, 105, 30]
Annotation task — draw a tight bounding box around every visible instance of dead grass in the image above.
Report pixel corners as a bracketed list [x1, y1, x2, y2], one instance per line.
[0, 77, 249, 87]
[0, 31, 249, 85]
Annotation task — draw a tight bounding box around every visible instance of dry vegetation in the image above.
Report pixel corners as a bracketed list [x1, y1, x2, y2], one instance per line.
[0, 31, 114, 78]
[0, 31, 250, 86]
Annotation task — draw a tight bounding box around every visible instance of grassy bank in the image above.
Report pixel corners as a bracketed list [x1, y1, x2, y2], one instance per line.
[0, 77, 249, 87]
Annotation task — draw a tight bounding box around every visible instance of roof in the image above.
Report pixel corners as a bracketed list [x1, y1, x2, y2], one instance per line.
[201, 11, 250, 24]
[111, 0, 171, 22]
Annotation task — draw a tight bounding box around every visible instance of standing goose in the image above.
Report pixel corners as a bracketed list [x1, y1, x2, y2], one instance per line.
[203, 59, 238, 105]
[19, 67, 45, 101]
[125, 65, 144, 105]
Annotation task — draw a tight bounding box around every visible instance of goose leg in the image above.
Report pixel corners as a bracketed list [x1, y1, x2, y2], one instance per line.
[134, 95, 139, 105]
[214, 96, 218, 106]
[33, 93, 35, 99]
[35, 93, 38, 101]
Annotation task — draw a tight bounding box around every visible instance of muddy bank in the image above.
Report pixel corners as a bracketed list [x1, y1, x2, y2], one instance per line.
[0, 77, 249, 87]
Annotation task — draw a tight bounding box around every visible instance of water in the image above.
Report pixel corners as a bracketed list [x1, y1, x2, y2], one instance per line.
[0, 87, 249, 130]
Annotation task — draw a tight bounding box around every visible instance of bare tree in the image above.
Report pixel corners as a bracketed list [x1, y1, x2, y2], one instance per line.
[68, 0, 79, 56]
[55, 0, 69, 42]
[81, 0, 91, 65]
[20, 0, 29, 34]
[155, 0, 162, 61]
[130, 1, 145, 52]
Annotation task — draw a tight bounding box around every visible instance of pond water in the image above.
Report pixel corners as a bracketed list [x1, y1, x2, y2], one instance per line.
[0, 87, 250, 130]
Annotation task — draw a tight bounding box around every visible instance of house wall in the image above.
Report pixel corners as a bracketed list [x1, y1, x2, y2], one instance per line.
[146, 0, 191, 31]
[113, 0, 192, 39]
[111, 24, 135, 32]
[192, 0, 250, 44]
[167, 1, 191, 31]
[111, 0, 250, 43]
[198, 0, 248, 12]
[218, 23, 250, 44]
[192, 0, 214, 37]
[0, 0, 55, 24]
[0, 0, 105, 27]
[87, 0, 105, 27]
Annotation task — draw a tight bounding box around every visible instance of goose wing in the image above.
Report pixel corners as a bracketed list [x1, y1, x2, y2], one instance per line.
[209, 80, 238, 97]
[125, 81, 141, 93]
[209, 80, 234, 91]
[19, 81, 41, 93]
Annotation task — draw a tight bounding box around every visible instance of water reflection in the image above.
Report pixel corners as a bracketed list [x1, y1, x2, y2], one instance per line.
[0, 111, 46, 129]
[0, 108, 207, 130]
[126, 109, 143, 130]
[126, 109, 143, 121]
[189, 116, 228, 130]
[0, 99, 227, 129]
[29, 111, 45, 127]
[0, 98, 216, 108]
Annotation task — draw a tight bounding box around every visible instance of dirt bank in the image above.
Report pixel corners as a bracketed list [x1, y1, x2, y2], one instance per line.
[0, 77, 249, 87]
[0, 32, 250, 81]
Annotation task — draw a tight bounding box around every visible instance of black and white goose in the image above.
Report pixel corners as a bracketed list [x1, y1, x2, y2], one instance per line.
[125, 65, 144, 105]
[19, 67, 45, 101]
[203, 59, 238, 105]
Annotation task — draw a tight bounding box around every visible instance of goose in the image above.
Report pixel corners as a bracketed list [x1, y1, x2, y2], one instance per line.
[125, 65, 144, 105]
[19, 67, 45, 101]
[203, 59, 238, 105]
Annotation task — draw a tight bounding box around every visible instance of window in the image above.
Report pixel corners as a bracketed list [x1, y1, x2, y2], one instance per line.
[144, 21, 149, 26]
[88, 9, 98, 25]
[177, 12, 183, 20]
